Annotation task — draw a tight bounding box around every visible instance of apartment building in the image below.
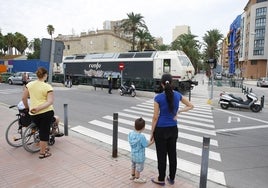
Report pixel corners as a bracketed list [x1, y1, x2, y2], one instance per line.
[226, 0, 268, 79]
[55, 30, 132, 56]
[172, 25, 191, 42]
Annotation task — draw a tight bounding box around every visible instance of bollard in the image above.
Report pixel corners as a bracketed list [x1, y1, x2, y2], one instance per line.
[112, 113, 118, 158]
[189, 87, 191, 101]
[199, 137, 210, 188]
[64, 104, 68, 136]
[261, 95, 264, 109]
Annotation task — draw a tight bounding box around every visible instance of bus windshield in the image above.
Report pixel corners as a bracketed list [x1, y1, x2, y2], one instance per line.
[178, 56, 192, 66]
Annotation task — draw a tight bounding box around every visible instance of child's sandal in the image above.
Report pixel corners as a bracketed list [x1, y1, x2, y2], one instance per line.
[39, 152, 52, 159]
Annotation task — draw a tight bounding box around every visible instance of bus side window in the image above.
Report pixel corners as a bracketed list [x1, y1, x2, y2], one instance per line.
[163, 59, 171, 73]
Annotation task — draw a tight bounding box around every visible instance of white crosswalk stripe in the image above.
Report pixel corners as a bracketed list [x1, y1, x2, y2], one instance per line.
[71, 96, 226, 185]
[0, 88, 22, 94]
[0, 86, 73, 95]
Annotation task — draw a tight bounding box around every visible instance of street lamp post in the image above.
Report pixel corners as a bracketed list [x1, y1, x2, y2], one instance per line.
[210, 64, 214, 100]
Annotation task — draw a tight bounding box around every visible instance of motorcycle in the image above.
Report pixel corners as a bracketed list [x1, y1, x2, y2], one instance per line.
[219, 91, 262, 112]
[119, 82, 136, 97]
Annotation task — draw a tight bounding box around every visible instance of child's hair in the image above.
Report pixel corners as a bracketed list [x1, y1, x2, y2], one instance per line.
[135, 117, 145, 131]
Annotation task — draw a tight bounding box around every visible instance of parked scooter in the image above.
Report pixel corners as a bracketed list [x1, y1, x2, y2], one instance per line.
[219, 91, 262, 112]
[119, 82, 136, 97]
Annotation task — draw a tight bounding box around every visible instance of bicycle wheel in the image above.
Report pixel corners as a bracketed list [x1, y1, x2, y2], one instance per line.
[5, 119, 26, 147]
[22, 123, 40, 153]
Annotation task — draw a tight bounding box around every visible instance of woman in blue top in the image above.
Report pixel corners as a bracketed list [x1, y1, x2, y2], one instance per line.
[150, 73, 194, 186]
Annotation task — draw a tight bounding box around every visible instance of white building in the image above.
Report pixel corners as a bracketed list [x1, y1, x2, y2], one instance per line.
[172, 25, 191, 42]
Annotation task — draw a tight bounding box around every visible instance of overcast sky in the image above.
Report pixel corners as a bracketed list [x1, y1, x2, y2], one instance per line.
[1, 0, 247, 44]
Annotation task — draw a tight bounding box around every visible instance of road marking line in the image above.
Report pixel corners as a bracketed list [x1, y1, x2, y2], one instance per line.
[102, 116, 218, 146]
[134, 105, 213, 118]
[216, 124, 268, 133]
[118, 111, 215, 128]
[227, 116, 240, 123]
[216, 109, 268, 124]
[89, 119, 220, 161]
[180, 124, 216, 136]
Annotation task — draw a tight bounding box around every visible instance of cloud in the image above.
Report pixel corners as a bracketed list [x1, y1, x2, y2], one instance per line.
[0, 0, 246, 44]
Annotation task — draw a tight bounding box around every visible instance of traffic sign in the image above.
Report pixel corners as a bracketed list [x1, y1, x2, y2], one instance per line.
[119, 63, 125, 71]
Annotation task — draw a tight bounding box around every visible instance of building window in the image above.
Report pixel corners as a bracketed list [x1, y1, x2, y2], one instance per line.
[256, 7, 267, 17]
[255, 18, 266, 27]
[255, 28, 265, 37]
[251, 60, 257, 65]
[254, 39, 265, 48]
[257, 0, 268, 3]
[253, 49, 264, 55]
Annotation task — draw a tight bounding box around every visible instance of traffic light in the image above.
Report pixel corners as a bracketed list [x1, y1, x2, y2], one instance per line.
[207, 59, 217, 69]
[119, 63, 125, 71]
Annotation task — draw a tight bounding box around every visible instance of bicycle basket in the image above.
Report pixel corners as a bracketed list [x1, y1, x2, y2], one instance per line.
[19, 109, 32, 127]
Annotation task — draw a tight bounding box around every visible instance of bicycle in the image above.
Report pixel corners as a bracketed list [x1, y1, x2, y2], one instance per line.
[22, 116, 62, 153]
[5, 105, 32, 147]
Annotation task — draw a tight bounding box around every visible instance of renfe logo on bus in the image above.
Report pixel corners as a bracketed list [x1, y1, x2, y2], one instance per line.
[88, 62, 102, 69]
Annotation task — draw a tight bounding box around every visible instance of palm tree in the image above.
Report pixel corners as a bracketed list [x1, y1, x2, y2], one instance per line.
[202, 29, 223, 59]
[27, 38, 41, 59]
[4, 33, 15, 55]
[202, 29, 223, 76]
[135, 29, 155, 51]
[155, 44, 170, 51]
[0, 32, 5, 55]
[47, 25, 55, 39]
[121, 12, 147, 51]
[171, 33, 201, 73]
[14, 32, 28, 54]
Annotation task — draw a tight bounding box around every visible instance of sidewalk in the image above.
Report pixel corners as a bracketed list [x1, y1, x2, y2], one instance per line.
[1, 103, 227, 188]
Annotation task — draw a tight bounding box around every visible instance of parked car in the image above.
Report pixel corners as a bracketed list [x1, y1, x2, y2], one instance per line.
[257, 77, 268, 87]
[0, 72, 13, 83]
[8, 72, 37, 85]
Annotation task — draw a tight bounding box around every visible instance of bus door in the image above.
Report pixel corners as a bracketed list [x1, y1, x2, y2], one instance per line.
[153, 58, 171, 78]
[163, 59, 171, 73]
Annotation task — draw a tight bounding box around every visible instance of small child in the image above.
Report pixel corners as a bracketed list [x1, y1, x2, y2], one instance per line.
[128, 117, 153, 183]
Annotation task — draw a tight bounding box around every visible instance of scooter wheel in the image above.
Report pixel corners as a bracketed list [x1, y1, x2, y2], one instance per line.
[220, 103, 229, 109]
[131, 91, 136, 97]
[119, 90, 124, 96]
[48, 136, 55, 146]
[250, 104, 261, 112]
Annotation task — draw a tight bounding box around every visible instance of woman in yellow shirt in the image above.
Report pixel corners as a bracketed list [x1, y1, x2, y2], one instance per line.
[22, 67, 54, 159]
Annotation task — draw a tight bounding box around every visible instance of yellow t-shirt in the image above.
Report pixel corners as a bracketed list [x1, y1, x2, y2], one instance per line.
[27, 80, 54, 115]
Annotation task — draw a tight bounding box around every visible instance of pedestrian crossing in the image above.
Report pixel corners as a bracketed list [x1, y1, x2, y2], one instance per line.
[71, 95, 226, 186]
